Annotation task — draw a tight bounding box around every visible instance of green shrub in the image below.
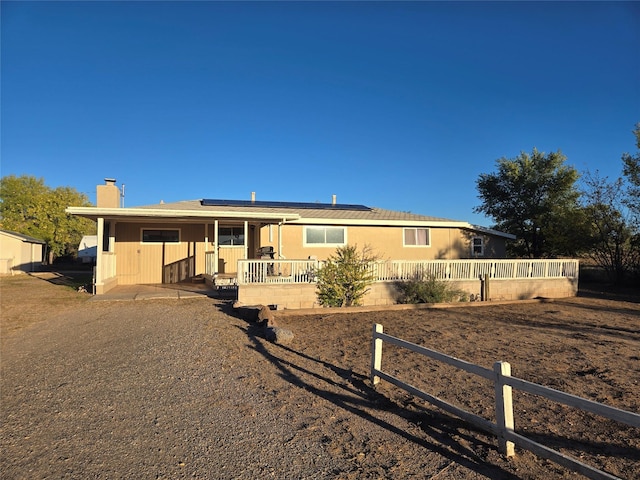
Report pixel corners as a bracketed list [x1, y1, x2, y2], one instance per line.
[316, 245, 377, 307]
[396, 275, 467, 304]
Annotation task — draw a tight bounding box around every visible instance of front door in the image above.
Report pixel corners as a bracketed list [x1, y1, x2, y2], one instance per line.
[217, 225, 246, 274]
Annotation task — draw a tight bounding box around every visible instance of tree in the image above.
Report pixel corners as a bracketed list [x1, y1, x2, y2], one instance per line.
[474, 148, 581, 258]
[622, 123, 640, 219]
[0, 175, 95, 262]
[315, 245, 377, 307]
[581, 171, 639, 284]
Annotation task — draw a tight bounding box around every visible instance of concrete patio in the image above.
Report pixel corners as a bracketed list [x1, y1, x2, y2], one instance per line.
[89, 283, 217, 301]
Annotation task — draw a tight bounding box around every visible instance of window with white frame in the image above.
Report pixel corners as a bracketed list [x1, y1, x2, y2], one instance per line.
[472, 236, 484, 256]
[304, 226, 346, 246]
[142, 229, 180, 243]
[219, 226, 245, 246]
[403, 228, 430, 246]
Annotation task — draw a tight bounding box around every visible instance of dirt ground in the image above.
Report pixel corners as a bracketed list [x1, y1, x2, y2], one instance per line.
[1, 274, 639, 479]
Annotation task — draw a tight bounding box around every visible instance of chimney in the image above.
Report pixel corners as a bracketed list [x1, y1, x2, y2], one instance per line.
[96, 178, 121, 208]
[251, 191, 256, 203]
[332, 194, 337, 205]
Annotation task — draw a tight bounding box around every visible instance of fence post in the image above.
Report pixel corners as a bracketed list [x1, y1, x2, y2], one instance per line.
[494, 361, 515, 457]
[371, 324, 384, 386]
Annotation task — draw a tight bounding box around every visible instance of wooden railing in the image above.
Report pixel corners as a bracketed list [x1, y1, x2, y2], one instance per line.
[205, 251, 216, 276]
[370, 259, 579, 281]
[371, 324, 640, 480]
[237, 259, 579, 285]
[162, 256, 195, 284]
[237, 259, 319, 285]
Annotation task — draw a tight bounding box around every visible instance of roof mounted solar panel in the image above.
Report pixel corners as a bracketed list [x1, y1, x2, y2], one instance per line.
[201, 199, 372, 211]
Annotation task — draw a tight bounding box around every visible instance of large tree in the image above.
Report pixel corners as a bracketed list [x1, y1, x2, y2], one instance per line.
[622, 123, 640, 219]
[580, 171, 638, 284]
[474, 148, 581, 258]
[0, 175, 95, 262]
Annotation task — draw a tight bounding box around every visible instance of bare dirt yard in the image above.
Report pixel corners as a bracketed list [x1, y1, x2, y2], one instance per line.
[1, 273, 639, 479]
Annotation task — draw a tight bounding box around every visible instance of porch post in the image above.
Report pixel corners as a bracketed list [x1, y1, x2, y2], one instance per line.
[204, 223, 208, 275]
[278, 220, 284, 259]
[96, 217, 104, 290]
[214, 220, 219, 274]
[243, 221, 249, 260]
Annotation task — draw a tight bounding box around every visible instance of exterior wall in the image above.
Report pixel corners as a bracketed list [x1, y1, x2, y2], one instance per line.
[104, 219, 507, 287]
[114, 222, 208, 284]
[238, 277, 578, 310]
[0, 234, 44, 274]
[258, 224, 507, 261]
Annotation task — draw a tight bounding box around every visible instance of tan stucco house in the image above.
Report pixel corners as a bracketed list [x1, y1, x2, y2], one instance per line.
[66, 179, 515, 294]
[0, 229, 46, 275]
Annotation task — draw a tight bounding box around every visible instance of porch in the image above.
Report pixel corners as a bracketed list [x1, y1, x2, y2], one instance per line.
[233, 258, 580, 309]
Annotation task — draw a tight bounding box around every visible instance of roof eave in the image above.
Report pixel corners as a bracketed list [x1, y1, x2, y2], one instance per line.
[65, 207, 301, 222]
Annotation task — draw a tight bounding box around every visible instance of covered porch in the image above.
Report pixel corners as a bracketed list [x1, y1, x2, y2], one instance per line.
[66, 204, 300, 295]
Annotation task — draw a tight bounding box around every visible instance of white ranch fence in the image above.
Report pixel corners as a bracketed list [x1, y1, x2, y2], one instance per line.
[237, 258, 579, 285]
[370, 324, 640, 480]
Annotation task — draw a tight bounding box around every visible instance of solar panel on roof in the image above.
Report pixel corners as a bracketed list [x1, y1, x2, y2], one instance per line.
[201, 199, 372, 211]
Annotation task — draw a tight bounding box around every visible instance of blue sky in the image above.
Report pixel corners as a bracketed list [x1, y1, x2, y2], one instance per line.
[2, 1, 638, 226]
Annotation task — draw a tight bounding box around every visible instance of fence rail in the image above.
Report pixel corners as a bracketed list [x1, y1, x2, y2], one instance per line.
[237, 258, 579, 285]
[371, 323, 640, 480]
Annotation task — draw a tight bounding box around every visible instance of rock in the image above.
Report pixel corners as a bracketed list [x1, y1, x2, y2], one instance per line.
[264, 326, 294, 345]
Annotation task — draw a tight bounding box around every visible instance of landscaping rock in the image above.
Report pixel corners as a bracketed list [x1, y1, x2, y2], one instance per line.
[264, 326, 294, 345]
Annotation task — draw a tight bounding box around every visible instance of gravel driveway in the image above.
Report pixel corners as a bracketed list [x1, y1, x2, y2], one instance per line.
[2, 275, 638, 479]
[2, 298, 356, 479]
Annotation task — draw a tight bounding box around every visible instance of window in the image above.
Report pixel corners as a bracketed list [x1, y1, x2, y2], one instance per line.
[219, 226, 245, 246]
[304, 226, 346, 246]
[472, 236, 484, 256]
[142, 229, 180, 243]
[403, 228, 430, 246]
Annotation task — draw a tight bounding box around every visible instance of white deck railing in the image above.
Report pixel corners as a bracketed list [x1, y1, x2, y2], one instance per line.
[237, 259, 579, 285]
[237, 259, 320, 285]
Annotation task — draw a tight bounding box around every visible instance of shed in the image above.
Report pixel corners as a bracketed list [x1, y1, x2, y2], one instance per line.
[0, 229, 46, 274]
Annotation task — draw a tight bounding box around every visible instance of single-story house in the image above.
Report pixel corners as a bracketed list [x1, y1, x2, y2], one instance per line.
[66, 179, 516, 294]
[0, 229, 47, 275]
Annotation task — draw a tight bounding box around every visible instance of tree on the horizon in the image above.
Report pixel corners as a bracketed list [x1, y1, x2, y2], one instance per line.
[474, 148, 581, 258]
[0, 175, 95, 262]
[581, 170, 638, 284]
[622, 123, 640, 220]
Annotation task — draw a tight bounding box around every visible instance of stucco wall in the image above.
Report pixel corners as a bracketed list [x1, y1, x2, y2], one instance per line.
[238, 277, 578, 310]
